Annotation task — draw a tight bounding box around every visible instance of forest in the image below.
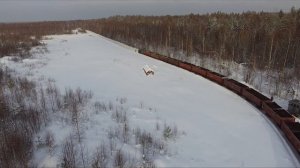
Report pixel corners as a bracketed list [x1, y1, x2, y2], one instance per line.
[97, 9, 300, 73]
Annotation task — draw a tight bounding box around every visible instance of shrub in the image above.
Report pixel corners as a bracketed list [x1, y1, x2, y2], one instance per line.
[111, 108, 128, 123]
[114, 150, 126, 168]
[61, 137, 77, 168]
[94, 101, 108, 113]
[45, 131, 55, 153]
[91, 144, 108, 168]
[163, 124, 178, 140]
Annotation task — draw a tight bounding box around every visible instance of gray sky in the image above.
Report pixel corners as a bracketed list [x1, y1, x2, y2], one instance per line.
[0, 0, 299, 23]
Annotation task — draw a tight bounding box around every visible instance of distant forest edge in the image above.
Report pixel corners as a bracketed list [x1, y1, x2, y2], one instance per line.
[1, 8, 300, 98]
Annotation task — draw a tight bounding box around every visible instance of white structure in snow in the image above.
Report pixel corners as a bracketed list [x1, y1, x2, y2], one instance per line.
[143, 65, 154, 75]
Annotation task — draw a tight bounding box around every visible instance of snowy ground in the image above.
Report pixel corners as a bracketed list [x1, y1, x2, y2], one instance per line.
[1, 30, 299, 167]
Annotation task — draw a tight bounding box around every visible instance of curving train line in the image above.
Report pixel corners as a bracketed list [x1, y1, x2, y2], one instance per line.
[138, 49, 300, 156]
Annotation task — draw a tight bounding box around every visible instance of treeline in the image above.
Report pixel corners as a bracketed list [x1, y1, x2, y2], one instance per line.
[0, 21, 87, 57]
[1, 9, 300, 74]
[94, 9, 300, 77]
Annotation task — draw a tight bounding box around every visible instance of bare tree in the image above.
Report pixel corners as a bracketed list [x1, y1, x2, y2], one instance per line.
[61, 137, 77, 168]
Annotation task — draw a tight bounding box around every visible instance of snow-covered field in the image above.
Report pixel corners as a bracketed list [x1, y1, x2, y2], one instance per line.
[1, 30, 299, 167]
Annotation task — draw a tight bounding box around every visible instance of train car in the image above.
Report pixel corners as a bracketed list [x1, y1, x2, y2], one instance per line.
[242, 88, 271, 108]
[206, 71, 225, 85]
[157, 54, 168, 62]
[224, 79, 248, 95]
[179, 62, 192, 71]
[145, 51, 155, 58]
[143, 51, 152, 57]
[165, 57, 180, 66]
[282, 122, 300, 153]
[186, 62, 195, 71]
[272, 109, 295, 126]
[191, 66, 208, 77]
[262, 101, 294, 126]
[153, 53, 162, 60]
[262, 101, 281, 116]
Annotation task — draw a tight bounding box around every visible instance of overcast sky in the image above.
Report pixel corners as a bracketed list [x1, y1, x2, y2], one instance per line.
[0, 0, 299, 23]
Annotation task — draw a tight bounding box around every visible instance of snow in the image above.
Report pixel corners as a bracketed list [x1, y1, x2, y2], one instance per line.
[1, 30, 299, 167]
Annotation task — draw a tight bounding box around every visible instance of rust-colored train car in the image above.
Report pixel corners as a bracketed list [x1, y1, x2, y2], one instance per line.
[143, 51, 155, 59]
[179, 62, 192, 71]
[158, 54, 168, 62]
[191, 66, 208, 77]
[242, 88, 271, 107]
[262, 101, 294, 126]
[282, 122, 300, 153]
[143, 51, 152, 57]
[164, 57, 179, 66]
[153, 53, 163, 60]
[206, 71, 225, 85]
[224, 79, 248, 95]
[262, 101, 281, 116]
[273, 109, 295, 126]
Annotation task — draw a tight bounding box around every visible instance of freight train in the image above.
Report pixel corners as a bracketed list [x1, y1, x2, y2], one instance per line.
[138, 49, 300, 155]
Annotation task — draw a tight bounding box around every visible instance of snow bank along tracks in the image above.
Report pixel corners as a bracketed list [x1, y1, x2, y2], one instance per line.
[138, 49, 300, 158]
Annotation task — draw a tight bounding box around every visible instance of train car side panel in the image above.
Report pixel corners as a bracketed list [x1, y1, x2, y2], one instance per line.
[242, 88, 271, 108]
[206, 71, 224, 85]
[273, 109, 295, 126]
[262, 101, 281, 116]
[165, 57, 180, 66]
[282, 122, 300, 153]
[191, 66, 208, 77]
[179, 62, 192, 71]
[224, 79, 244, 94]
